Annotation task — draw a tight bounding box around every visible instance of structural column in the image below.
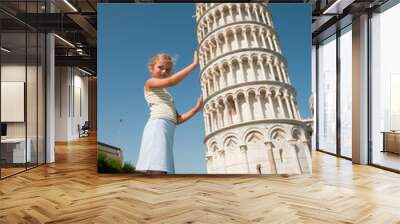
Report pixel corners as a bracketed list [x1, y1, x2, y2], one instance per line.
[277, 92, 285, 118]
[228, 62, 236, 85]
[237, 4, 243, 21]
[251, 28, 258, 48]
[209, 41, 215, 58]
[203, 112, 209, 134]
[46, 0, 56, 163]
[216, 105, 223, 129]
[260, 8, 267, 24]
[207, 74, 212, 93]
[233, 96, 242, 122]
[256, 93, 265, 119]
[281, 63, 288, 83]
[275, 61, 283, 82]
[259, 59, 268, 80]
[352, 13, 369, 164]
[233, 30, 239, 50]
[267, 90, 276, 118]
[290, 95, 300, 119]
[260, 30, 267, 48]
[223, 99, 230, 126]
[268, 58, 276, 81]
[206, 18, 211, 32]
[213, 72, 219, 91]
[267, 32, 274, 51]
[209, 107, 215, 131]
[215, 38, 221, 56]
[265, 141, 277, 174]
[248, 58, 256, 81]
[266, 12, 272, 27]
[223, 32, 231, 52]
[273, 36, 280, 53]
[243, 29, 250, 48]
[245, 4, 251, 20]
[206, 155, 213, 173]
[244, 93, 253, 120]
[220, 150, 227, 174]
[240, 145, 250, 173]
[213, 14, 217, 30]
[228, 5, 234, 22]
[284, 92, 294, 119]
[238, 60, 245, 82]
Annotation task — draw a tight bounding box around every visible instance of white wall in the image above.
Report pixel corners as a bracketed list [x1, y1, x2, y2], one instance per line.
[1, 66, 26, 131]
[55, 67, 89, 141]
[1, 65, 37, 137]
[1, 82, 24, 122]
[1, 63, 46, 163]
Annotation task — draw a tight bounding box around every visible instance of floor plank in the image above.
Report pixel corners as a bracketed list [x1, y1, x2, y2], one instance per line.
[0, 134, 399, 223]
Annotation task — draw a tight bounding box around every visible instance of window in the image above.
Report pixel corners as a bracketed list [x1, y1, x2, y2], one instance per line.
[317, 34, 337, 154]
[370, 3, 400, 171]
[339, 25, 352, 158]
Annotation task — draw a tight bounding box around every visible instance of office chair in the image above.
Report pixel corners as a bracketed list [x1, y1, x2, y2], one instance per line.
[78, 121, 90, 138]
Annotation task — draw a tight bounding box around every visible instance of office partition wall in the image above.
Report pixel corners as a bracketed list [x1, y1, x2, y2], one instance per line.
[0, 1, 47, 179]
[0, 30, 27, 177]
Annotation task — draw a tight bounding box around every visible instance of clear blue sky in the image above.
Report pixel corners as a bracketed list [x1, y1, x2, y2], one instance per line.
[98, 3, 311, 173]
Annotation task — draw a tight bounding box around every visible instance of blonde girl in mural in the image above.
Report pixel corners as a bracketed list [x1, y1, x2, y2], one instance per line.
[136, 51, 203, 174]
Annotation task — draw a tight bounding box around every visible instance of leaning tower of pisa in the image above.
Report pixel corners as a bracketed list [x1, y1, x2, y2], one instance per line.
[195, 3, 312, 174]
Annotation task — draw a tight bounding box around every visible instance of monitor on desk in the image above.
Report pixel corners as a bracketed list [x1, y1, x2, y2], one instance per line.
[1, 123, 7, 138]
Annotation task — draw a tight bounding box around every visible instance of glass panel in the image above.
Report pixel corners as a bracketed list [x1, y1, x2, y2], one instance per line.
[27, 30, 38, 169]
[371, 4, 400, 171]
[1, 30, 27, 177]
[339, 26, 352, 158]
[0, 1, 46, 178]
[317, 34, 337, 154]
[38, 32, 45, 165]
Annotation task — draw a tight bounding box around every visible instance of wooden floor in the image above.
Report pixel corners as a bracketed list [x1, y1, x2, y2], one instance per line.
[373, 151, 400, 171]
[1, 167, 26, 178]
[1, 135, 400, 223]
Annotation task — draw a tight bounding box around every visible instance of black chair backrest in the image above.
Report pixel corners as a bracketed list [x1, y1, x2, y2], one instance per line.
[82, 121, 90, 129]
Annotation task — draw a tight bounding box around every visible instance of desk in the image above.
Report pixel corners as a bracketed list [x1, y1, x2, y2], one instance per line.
[1, 138, 31, 163]
[382, 131, 400, 154]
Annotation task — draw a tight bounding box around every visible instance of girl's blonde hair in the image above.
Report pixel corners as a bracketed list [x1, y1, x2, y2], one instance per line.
[147, 53, 176, 73]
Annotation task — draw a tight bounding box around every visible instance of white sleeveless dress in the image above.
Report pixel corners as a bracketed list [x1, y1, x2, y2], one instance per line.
[135, 87, 177, 174]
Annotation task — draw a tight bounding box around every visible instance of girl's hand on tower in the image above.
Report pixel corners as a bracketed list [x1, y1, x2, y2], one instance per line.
[176, 95, 203, 125]
[194, 96, 204, 113]
[193, 50, 199, 66]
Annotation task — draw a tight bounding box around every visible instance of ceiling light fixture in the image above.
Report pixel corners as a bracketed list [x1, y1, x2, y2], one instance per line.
[63, 0, 78, 12]
[78, 67, 93, 76]
[322, 0, 342, 15]
[54, 34, 75, 48]
[1, 47, 11, 53]
[322, 0, 355, 15]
